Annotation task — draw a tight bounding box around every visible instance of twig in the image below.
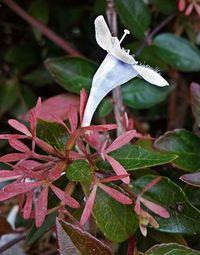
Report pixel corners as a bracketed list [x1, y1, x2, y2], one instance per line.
[2, 0, 82, 56]
[0, 233, 26, 253]
[106, 0, 125, 135]
[135, 14, 176, 57]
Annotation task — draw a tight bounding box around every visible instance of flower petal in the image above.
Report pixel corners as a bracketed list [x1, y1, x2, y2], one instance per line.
[133, 65, 169, 87]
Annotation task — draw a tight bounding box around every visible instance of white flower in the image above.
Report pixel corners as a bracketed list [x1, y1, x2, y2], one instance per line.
[82, 15, 169, 127]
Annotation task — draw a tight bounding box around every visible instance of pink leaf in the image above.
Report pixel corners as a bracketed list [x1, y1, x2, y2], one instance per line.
[48, 162, 66, 182]
[140, 197, 170, 218]
[178, 0, 186, 11]
[80, 184, 97, 226]
[69, 151, 86, 160]
[68, 105, 78, 132]
[35, 137, 57, 155]
[0, 170, 22, 182]
[8, 119, 31, 136]
[0, 153, 29, 162]
[29, 97, 42, 136]
[194, 3, 200, 16]
[16, 160, 41, 170]
[9, 139, 30, 153]
[35, 185, 49, 227]
[23, 191, 33, 219]
[80, 89, 88, 123]
[20, 94, 79, 122]
[0, 134, 27, 139]
[185, 3, 194, 15]
[84, 124, 117, 132]
[105, 130, 141, 153]
[4, 181, 42, 195]
[101, 174, 130, 183]
[98, 183, 132, 204]
[140, 176, 161, 196]
[50, 184, 80, 208]
[105, 155, 130, 184]
[134, 196, 141, 215]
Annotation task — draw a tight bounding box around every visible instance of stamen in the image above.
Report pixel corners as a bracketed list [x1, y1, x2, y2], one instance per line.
[119, 29, 130, 43]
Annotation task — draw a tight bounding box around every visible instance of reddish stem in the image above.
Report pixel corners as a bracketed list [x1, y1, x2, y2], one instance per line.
[2, 0, 82, 56]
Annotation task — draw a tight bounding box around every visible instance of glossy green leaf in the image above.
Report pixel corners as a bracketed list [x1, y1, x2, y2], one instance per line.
[145, 243, 200, 254]
[66, 160, 92, 183]
[149, 0, 178, 14]
[153, 33, 200, 71]
[115, 0, 151, 39]
[154, 129, 200, 172]
[37, 120, 68, 151]
[100, 144, 177, 171]
[191, 82, 200, 127]
[0, 78, 18, 117]
[56, 219, 113, 255]
[45, 57, 97, 93]
[133, 175, 200, 235]
[26, 212, 57, 245]
[29, 0, 49, 40]
[93, 188, 138, 242]
[122, 78, 172, 109]
[185, 186, 200, 210]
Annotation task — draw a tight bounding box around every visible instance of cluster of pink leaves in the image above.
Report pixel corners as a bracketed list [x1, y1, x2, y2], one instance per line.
[0, 90, 142, 227]
[178, 0, 200, 16]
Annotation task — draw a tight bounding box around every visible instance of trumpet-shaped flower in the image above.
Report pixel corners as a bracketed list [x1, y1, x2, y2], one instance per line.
[82, 15, 169, 127]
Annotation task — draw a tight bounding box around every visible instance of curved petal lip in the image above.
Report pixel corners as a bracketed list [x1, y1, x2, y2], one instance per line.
[133, 65, 169, 87]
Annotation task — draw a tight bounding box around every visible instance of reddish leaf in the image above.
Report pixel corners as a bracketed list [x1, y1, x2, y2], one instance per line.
[0, 153, 29, 162]
[105, 130, 141, 153]
[68, 105, 78, 132]
[0, 170, 22, 182]
[23, 191, 33, 219]
[0, 216, 13, 235]
[0, 134, 27, 139]
[35, 185, 49, 227]
[101, 174, 130, 183]
[35, 137, 57, 155]
[48, 162, 66, 182]
[140, 176, 161, 195]
[180, 172, 200, 187]
[29, 97, 42, 135]
[140, 197, 170, 218]
[21, 94, 79, 122]
[16, 159, 41, 170]
[50, 184, 80, 208]
[127, 236, 136, 255]
[98, 183, 132, 205]
[4, 181, 42, 195]
[105, 155, 130, 184]
[80, 185, 97, 226]
[9, 139, 30, 152]
[8, 119, 31, 136]
[84, 124, 117, 132]
[80, 89, 87, 123]
[190, 82, 200, 127]
[56, 219, 113, 255]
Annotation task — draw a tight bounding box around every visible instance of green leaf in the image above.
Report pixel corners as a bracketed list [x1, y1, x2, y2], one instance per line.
[153, 33, 200, 71]
[29, 0, 49, 40]
[115, 0, 151, 39]
[37, 120, 68, 151]
[154, 129, 200, 172]
[191, 82, 200, 127]
[133, 175, 200, 235]
[23, 67, 53, 87]
[45, 57, 97, 93]
[66, 160, 92, 183]
[122, 78, 173, 109]
[93, 188, 138, 242]
[149, 0, 178, 14]
[26, 211, 57, 245]
[145, 243, 200, 254]
[98, 98, 113, 117]
[0, 78, 18, 117]
[56, 219, 113, 255]
[99, 144, 177, 171]
[5, 42, 40, 70]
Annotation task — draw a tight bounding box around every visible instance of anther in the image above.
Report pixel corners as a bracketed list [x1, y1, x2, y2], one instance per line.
[119, 29, 130, 43]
